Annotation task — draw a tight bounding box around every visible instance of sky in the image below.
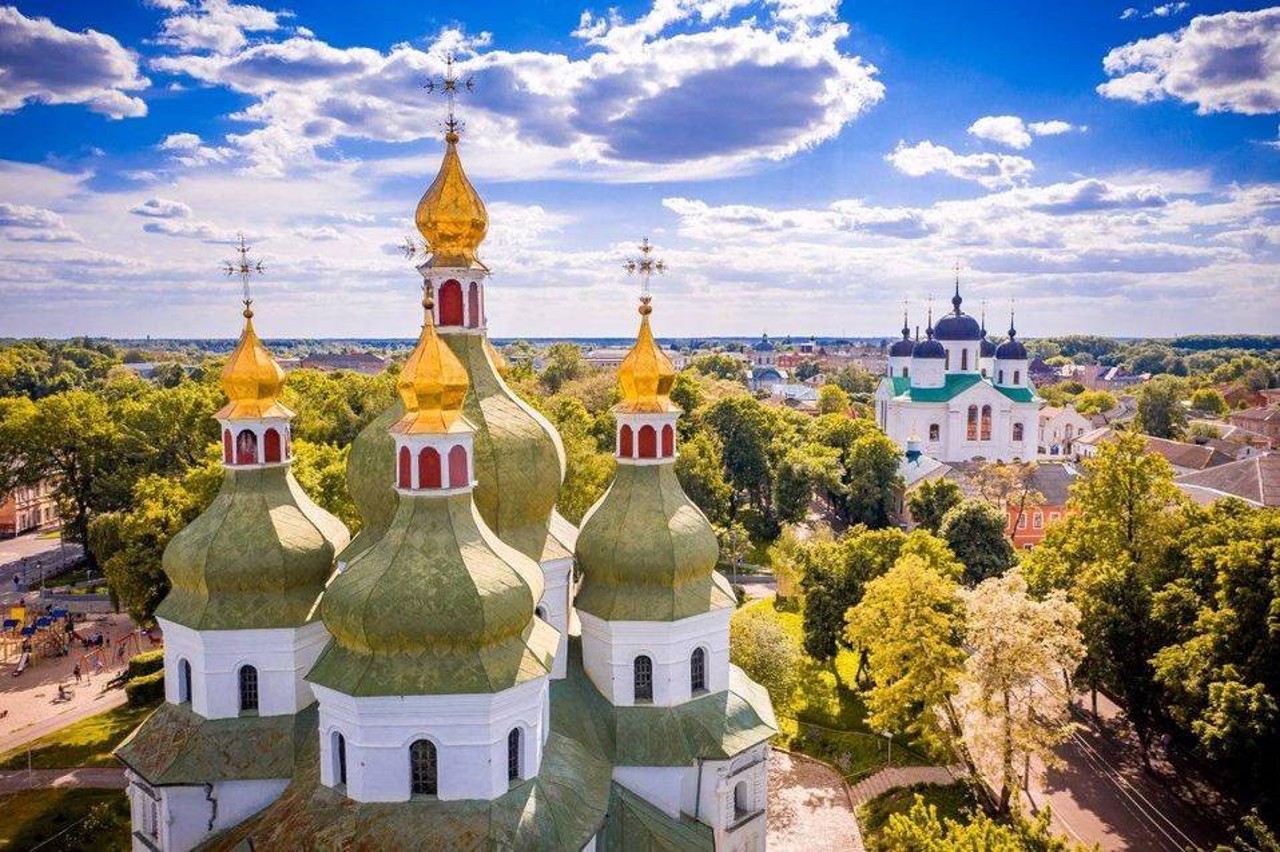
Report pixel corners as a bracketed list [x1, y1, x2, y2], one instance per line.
[0, 0, 1278, 340]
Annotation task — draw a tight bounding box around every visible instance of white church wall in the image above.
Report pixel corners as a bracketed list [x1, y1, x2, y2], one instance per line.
[159, 619, 328, 720]
[578, 609, 730, 707]
[127, 773, 287, 852]
[613, 765, 693, 819]
[538, 555, 573, 679]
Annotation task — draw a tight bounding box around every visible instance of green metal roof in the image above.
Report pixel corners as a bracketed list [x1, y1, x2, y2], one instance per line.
[115, 703, 311, 786]
[338, 399, 403, 564]
[575, 463, 735, 622]
[995, 384, 1038, 403]
[309, 492, 557, 697]
[887, 373, 1039, 404]
[156, 466, 350, 631]
[599, 783, 714, 851]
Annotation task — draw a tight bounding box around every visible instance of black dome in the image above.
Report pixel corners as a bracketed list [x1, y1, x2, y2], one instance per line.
[913, 338, 945, 359]
[933, 313, 983, 341]
[890, 338, 915, 357]
[996, 338, 1027, 360]
[980, 338, 997, 357]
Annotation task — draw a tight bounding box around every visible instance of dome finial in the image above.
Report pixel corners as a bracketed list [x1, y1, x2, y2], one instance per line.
[1008, 300, 1017, 339]
[926, 300, 935, 338]
[618, 238, 676, 413]
[217, 236, 289, 420]
[393, 284, 470, 434]
[901, 300, 910, 339]
[951, 261, 963, 315]
[980, 300, 987, 336]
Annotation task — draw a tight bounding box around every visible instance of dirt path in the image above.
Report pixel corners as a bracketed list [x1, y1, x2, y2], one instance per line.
[849, 764, 962, 806]
[0, 767, 126, 794]
[768, 748, 863, 851]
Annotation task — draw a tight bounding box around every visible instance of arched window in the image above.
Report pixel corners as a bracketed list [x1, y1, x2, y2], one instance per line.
[691, 647, 707, 694]
[961, 349, 968, 371]
[235, 429, 258, 465]
[945, 351, 950, 370]
[619, 425, 633, 457]
[238, 665, 258, 713]
[980, 405, 992, 441]
[928, 423, 940, 441]
[1014, 370, 1021, 385]
[409, 740, 437, 796]
[398, 446, 411, 489]
[661, 425, 674, 457]
[998, 369, 1005, 384]
[638, 426, 657, 459]
[222, 429, 232, 463]
[903, 366, 909, 378]
[418, 447, 441, 489]
[178, 659, 192, 704]
[966, 406, 979, 441]
[634, 655, 653, 702]
[333, 731, 347, 787]
[734, 780, 750, 819]
[438, 280, 464, 326]
[1013, 422, 1024, 442]
[468, 282, 481, 328]
[507, 728, 521, 782]
[264, 428, 282, 463]
[448, 445, 468, 488]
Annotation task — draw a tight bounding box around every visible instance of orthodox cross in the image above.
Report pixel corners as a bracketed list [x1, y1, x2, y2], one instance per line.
[423, 52, 475, 136]
[222, 233, 265, 310]
[623, 237, 666, 299]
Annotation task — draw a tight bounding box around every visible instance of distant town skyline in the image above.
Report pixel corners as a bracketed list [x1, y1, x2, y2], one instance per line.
[1, 1, 1277, 339]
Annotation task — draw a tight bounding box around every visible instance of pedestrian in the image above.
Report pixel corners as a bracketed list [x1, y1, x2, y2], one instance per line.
[73, 663, 81, 684]
[11, 573, 18, 592]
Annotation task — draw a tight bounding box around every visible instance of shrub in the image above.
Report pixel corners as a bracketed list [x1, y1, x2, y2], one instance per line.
[125, 670, 164, 707]
[127, 649, 164, 680]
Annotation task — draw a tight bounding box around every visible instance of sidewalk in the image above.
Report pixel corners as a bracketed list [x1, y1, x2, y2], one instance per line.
[0, 766, 126, 794]
[849, 764, 962, 806]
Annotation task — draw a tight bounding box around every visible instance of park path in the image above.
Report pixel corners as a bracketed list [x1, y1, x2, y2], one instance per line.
[848, 764, 963, 806]
[0, 767, 126, 794]
[768, 749, 864, 852]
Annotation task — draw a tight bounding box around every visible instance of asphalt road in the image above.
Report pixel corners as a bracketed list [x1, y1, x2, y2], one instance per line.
[0, 532, 85, 607]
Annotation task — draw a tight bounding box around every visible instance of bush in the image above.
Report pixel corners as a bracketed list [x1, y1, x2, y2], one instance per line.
[125, 670, 164, 707]
[127, 649, 164, 680]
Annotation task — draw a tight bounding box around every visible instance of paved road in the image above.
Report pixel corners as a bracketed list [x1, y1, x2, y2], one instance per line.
[0, 767, 126, 793]
[0, 533, 84, 607]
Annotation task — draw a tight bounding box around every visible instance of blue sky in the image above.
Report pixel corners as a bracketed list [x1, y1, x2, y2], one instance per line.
[0, 0, 1277, 339]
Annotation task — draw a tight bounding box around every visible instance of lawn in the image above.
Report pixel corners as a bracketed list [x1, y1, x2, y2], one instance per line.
[0, 700, 157, 770]
[857, 781, 980, 850]
[0, 788, 131, 851]
[737, 599, 933, 781]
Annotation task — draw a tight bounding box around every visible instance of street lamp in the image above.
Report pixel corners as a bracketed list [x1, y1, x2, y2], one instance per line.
[881, 730, 894, 765]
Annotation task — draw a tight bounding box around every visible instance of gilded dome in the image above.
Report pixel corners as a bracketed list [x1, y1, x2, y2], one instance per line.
[414, 131, 488, 270]
[617, 296, 677, 414]
[157, 465, 350, 630]
[575, 464, 733, 622]
[392, 297, 470, 435]
[217, 305, 292, 420]
[310, 493, 558, 696]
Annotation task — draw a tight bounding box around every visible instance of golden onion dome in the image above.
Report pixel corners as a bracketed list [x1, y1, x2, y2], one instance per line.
[217, 304, 292, 420]
[616, 295, 677, 414]
[392, 295, 470, 435]
[414, 130, 488, 270]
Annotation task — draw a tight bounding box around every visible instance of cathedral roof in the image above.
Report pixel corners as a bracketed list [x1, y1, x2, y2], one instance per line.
[913, 337, 946, 359]
[616, 295, 677, 414]
[885, 373, 1039, 404]
[933, 281, 984, 341]
[391, 295, 470, 435]
[752, 333, 775, 352]
[217, 304, 293, 420]
[415, 130, 488, 270]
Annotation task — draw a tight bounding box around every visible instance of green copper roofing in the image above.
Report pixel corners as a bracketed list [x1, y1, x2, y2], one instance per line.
[115, 702, 312, 786]
[337, 400, 402, 564]
[156, 465, 349, 631]
[575, 462, 733, 622]
[887, 373, 1039, 404]
[600, 783, 713, 851]
[309, 492, 557, 696]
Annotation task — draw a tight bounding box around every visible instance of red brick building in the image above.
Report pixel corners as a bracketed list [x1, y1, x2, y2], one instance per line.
[1007, 463, 1077, 548]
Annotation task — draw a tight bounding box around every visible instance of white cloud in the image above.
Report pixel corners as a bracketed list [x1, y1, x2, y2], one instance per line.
[141, 218, 244, 243]
[0, 202, 65, 229]
[886, 141, 1034, 188]
[153, 0, 285, 55]
[0, 6, 149, 118]
[968, 115, 1083, 148]
[1121, 8, 1139, 19]
[129, 197, 193, 219]
[1147, 3, 1189, 18]
[158, 132, 235, 166]
[1099, 8, 1280, 115]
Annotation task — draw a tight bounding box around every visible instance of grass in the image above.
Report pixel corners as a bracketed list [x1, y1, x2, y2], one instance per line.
[0, 788, 131, 851]
[857, 781, 980, 850]
[0, 700, 157, 770]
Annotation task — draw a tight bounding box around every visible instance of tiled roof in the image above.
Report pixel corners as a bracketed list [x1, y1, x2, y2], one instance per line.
[1231, 406, 1280, 423]
[1175, 455, 1280, 507]
[1143, 436, 1235, 471]
[1027, 463, 1079, 506]
[888, 374, 1038, 404]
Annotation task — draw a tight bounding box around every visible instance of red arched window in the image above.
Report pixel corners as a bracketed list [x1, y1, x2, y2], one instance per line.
[222, 429, 233, 463]
[966, 406, 979, 441]
[467, 282, 480, 328]
[980, 405, 992, 441]
[264, 428, 282, 463]
[398, 446, 411, 489]
[235, 429, 258, 465]
[619, 425, 633, 458]
[448, 445, 469, 487]
[418, 447, 442, 489]
[439, 280, 464, 326]
[661, 425, 674, 457]
[638, 425, 657, 459]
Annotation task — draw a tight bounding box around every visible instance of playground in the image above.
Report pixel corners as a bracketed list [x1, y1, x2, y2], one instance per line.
[0, 609, 156, 754]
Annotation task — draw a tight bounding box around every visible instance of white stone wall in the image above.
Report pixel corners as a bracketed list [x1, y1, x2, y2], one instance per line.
[126, 771, 287, 852]
[159, 619, 328, 720]
[880, 383, 1040, 464]
[711, 745, 770, 851]
[312, 676, 550, 802]
[538, 555, 573, 679]
[910, 357, 945, 388]
[887, 355, 911, 378]
[940, 341, 980, 374]
[579, 609, 730, 707]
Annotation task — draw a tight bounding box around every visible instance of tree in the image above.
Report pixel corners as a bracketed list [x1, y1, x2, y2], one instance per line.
[817, 384, 851, 414]
[539, 342, 588, 393]
[688, 353, 747, 384]
[291, 440, 359, 532]
[938, 500, 1016, 586]
[537, 394, 614, 524]
[1188, 422, 1222, 442]
[729, 604, 803, 702]
[1189, 387, 1229, 415]
[960, 570, 1083, 814]
[1136, 375, 1187, 439]
[810, 415, 900, 528]
[675, 430, 732, 524]
[967, 461, 1042, 535]
[880, 797, 1073, 851]
[907, 479, 962, 533]
[1073, 390, 1116, 417]
[794, 359, 821, 382]
[705, 395, 774, 516]
[846, 554, 966, 750]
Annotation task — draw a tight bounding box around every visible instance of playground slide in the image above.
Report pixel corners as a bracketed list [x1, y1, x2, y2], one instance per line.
[13, 651, 29, 675]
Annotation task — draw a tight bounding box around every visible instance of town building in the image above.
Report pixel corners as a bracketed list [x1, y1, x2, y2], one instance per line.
[0, 478, 59, 538]
[1074, 429, 1236, 475]
[117, 117, 774, 851]
[1038, 404, 1093, 458]
[875, 284, 1042, 464]
[1228, 404, 1280, 444]
[1175, 455, 1279, 508]
[891, 436, 953, 529]
[748, 333, 789, 393]
[1007, 463, 1078, 548]
[583, 346, 686, 371]
[298, 350, 390, 375]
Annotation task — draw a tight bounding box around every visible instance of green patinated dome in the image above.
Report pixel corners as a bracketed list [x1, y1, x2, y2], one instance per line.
[309, 493, 558, 696]
[575, 463, 734, 622]
[343, 335, 565, 563]
[157, 465, 350, 631]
